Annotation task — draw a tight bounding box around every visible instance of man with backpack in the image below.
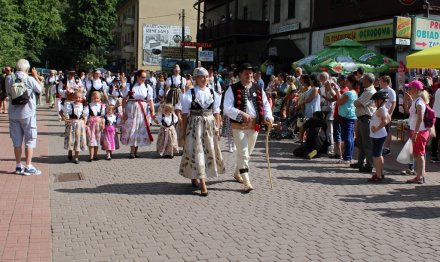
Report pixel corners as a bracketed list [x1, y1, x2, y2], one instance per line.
[5, 59, 43, 175]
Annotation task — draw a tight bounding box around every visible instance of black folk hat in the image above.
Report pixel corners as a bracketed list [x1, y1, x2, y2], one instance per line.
[237, 62, 256, 73]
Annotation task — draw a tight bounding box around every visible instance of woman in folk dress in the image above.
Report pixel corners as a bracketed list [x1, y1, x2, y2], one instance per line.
[120, 70, 157, 158]
[179, 67, 225, 196]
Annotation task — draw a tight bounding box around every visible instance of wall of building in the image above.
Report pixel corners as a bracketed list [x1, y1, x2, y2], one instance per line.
[137, 0, 198, 72]
[270, 0, 311, 34]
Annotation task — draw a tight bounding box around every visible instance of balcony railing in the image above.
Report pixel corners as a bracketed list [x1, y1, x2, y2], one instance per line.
[198, 20, 269, 42]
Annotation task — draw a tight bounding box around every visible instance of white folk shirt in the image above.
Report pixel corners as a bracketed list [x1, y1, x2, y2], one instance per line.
[208, 76, 222, 93]
[166, 75, 186, 89]
[157, 113, 178, 126]
[58, 78, 83, 93]
[45, 76, 58, 85]
[62, 103, 84, 119]
[105, 114, 119, 126]
[223, 83, 274, 122]
[86, 78, 108, 93]
[84, 102, 106, 117]
[105, 76, 114, 86]
[122, 82, 153, 100]
[180, 86, 221, 114]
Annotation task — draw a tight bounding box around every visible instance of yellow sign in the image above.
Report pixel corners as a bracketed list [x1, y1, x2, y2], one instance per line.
[324, 24, 394, 45]
[395, 16, 412, 38]
[162, 46, 197, 59]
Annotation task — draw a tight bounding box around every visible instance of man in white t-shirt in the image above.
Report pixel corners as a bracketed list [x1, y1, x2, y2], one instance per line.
[379, 75, 396, 156]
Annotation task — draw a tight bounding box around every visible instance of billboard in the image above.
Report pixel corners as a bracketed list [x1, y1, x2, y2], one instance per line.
[142, 24, 190, 65]
[412, 17, 440, 50]
[324, 24, 393, 46]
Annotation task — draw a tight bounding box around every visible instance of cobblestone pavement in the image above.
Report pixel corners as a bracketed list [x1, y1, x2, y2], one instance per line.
[45, 107, 440, 262]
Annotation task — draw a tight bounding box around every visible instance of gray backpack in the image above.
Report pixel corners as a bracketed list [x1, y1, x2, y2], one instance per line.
[10, 74, 31, 105]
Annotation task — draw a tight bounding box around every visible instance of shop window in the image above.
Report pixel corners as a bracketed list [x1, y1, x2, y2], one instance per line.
[288, 0, 296, 19]
[274, 0, 280, 23]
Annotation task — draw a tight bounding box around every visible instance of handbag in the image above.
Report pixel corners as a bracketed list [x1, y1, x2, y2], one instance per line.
[396, 139, 413, 164]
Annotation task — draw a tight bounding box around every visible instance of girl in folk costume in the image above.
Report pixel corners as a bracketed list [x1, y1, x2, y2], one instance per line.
[179, 67, 225, 196]
[156, 103, 179, 158]
[221, 72, 239, 153]
[45, 70, 58, 108]
[120, 70, 158, 159]
[59, 70, 84, 103]
[59, 92, 88, 164]
[107, 77, 124, 106]
[101, 105, 120, 160]
[85, 91, 106, 161]
[86, 69, 109, 104]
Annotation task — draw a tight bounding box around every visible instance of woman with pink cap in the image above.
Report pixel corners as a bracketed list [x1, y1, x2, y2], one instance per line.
[404, 80, 430, 184]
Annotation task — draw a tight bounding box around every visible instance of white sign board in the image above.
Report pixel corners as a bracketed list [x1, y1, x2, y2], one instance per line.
[395, 38, 411, 45]
[143, 24, 190, 65]
[199, 51, 214, 62]
[277, 23, 300, 33]
[412, 17, 440, 50]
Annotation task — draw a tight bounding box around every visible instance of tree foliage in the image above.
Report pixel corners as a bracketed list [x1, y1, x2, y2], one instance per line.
[0, 0, 24, 66]
[1, 0, 118, 70]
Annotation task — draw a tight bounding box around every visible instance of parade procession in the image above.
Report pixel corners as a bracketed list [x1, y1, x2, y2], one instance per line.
[0, 0, 440, 261]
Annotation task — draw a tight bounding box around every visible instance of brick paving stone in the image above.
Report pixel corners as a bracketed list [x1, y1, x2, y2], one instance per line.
[14, 105, 435, 262]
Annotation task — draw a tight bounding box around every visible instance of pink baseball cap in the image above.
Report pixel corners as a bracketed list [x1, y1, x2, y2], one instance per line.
[405, 80, 424, 90]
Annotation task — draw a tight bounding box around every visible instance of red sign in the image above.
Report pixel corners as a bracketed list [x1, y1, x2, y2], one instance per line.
[180, 42, 212, 48]
[399, 0, 417, 5]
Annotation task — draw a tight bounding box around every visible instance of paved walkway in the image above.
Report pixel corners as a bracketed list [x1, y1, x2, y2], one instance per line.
[0, 109, 51, 262]
[1, 105, 440, 261]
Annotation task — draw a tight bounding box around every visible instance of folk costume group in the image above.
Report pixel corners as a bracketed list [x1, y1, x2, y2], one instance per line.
[55, 63, 273, 196]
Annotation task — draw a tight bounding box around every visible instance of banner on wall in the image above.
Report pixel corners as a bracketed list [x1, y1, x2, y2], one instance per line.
[324, 24, 393, 46]
[142, 24, 190, 66]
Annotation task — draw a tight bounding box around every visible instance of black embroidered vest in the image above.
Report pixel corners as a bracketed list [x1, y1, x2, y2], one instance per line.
[230, 82, 265, 130]
[69, 103, 83, 119]
[161, 114, 175, 127]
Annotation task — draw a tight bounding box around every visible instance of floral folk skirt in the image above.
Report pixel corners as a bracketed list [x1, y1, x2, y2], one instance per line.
[156, 126, 179, 156]
[121, 101, 152, 147]
[179, 110, 225, 179]
[64, 119, 87, 151]
[87, 116, 103, 147]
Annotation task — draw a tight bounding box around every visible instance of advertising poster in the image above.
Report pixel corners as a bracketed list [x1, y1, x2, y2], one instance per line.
[143, 24, 190, 65]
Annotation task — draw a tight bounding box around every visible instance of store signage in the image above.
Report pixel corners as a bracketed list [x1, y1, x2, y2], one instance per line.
[412, 17, 440, 50]
[395, 38, 411, 45]
[162, 46, 197, 59]
[394, 16, 412, 38]
[394, 16, 412, 46]
[324, 24, 393, 45]
[399, 0, 417, 5]
[181, 42, 212, 48]
[199, 51, 214, 62]
[277, 23, 300, 34]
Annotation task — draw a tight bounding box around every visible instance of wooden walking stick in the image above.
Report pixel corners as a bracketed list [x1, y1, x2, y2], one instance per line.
[265, 122, 274, 189]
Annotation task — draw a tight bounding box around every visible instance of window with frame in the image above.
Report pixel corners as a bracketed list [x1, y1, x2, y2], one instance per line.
[288, 0, 296, 19]
[274, 0, 280, 23]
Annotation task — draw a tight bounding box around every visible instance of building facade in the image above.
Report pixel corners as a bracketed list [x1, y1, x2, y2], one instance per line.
[111, 0, 198, 73]
[197, 0, 440, 75]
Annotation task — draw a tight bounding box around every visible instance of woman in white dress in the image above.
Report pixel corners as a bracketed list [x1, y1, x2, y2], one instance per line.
[121, 70, 157, 158]
[179, 67, 225, 196]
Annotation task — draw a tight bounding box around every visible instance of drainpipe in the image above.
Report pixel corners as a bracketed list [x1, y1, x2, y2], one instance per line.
[308, 0, 314, 55]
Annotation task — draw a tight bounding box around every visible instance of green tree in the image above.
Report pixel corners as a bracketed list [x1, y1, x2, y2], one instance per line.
[0, 0, 24, 66]
[18, 0, 65, 64]
[62, 0, 118, 70]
